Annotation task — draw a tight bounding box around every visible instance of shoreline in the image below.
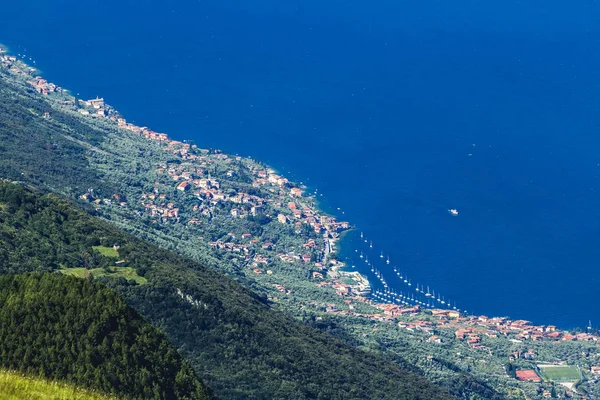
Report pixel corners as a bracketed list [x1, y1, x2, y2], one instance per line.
[1, 47, 597, 339]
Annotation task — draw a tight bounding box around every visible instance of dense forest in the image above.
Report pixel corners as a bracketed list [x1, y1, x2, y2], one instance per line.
[0, 273, 211, 400]
[0, 182, 456, 399]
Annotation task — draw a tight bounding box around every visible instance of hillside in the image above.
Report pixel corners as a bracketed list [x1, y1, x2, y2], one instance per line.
[0, 369, 115, 400]
[3, 49, 599, 399]
[0, 184, 454, 400]
[0, 273, 211, 400]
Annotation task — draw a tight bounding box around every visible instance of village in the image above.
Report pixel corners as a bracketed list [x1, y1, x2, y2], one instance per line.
[3, 50, 600, 398]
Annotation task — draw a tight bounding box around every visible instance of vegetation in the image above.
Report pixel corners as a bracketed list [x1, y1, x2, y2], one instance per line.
[61, 266, 148, 285]
[0, 369, 114, 400]
[0, 70, 116, 197]
[538, 365, 581, 382]
[0, 182, 453, 399]
[0, 273, 211, 400]
[92, 245, 119, 258]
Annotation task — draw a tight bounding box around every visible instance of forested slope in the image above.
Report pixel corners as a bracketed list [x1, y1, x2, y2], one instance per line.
[0, 182, 455, 399]
[0, 273, 211, 400]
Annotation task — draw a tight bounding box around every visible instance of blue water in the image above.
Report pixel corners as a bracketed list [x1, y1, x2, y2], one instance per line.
[2, 0, 600, 328]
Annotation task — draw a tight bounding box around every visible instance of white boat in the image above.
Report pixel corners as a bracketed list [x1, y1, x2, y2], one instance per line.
[448, 208, 459, 216]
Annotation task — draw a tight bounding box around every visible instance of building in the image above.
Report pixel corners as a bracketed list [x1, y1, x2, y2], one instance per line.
[86, 97, 105, 109]
[176, 181, 190, 191]
[277, 214, 288, 224]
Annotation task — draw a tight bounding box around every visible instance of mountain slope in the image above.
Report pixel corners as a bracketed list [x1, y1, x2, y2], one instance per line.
[0, 183, 455, 399]
[0, 273, 211, 400]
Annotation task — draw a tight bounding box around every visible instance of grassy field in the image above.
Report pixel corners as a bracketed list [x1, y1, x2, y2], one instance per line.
[0, 370, 114, 399]
[60, 266, 147, 285]
[538, 365, 581, 382]
[92, 245, 119, 258]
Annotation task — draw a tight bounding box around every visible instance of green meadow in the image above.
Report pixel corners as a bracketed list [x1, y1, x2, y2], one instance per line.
[0, 370, 113, 400]
[92, 245, 119, 258]
[60, 266, 147, 285]
[538, 365, 581, 382]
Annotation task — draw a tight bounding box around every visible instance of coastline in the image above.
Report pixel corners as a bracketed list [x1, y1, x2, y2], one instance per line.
[1, 47, 598, 340]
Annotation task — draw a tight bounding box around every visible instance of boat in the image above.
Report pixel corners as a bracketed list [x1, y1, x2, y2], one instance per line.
[380, 251, 384, 258]
[425, 286, 431, 297]
[360, 232, 364, 239]
[386, 256, 390, 265]
[448, 208, 459, 216]
[369, 241, 373, 249]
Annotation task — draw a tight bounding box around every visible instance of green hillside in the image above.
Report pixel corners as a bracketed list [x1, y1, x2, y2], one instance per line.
[0, 273, 211, 400]
[0, 183, 456, 399]
[0, 369, 114, 400]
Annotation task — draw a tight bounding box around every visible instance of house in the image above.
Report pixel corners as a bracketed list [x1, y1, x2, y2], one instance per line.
[277, 214, 288, 224]
[176, 181, 190, 191]
[547, 332, 562, 339]
[86, 97, 105, 109]
[290, 187, 302, 198]
[591, 366, 600, 375]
